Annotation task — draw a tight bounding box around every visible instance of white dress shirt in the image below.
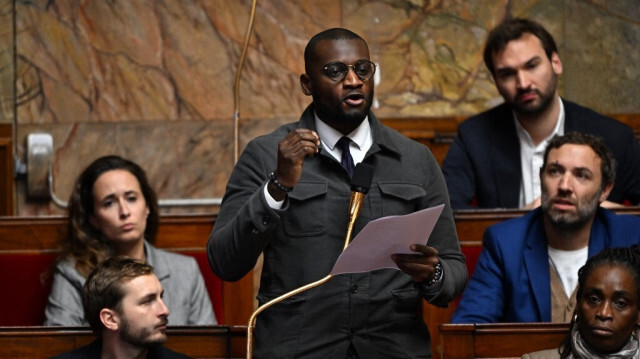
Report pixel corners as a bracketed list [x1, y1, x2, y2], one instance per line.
[516, 98, 565, 207]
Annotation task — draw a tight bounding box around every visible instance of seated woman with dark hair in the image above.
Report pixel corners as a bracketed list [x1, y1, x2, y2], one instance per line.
[44, 155, 216, 326]
[523, 246, 640, 358]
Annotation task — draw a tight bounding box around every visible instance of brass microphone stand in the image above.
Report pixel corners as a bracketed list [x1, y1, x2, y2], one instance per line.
[246, 190, 366, 358]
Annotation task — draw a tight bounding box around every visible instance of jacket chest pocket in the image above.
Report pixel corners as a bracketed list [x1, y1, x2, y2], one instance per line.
[378, 182, 426, 216]
[283, 182, 328, 237]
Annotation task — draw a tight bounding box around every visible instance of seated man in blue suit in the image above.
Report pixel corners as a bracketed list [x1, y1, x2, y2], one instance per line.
[442, 18, 640, 209]
[451, 132, 640, 324]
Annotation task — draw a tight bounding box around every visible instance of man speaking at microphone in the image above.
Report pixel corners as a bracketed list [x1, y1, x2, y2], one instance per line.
[207, 28, 466, 358]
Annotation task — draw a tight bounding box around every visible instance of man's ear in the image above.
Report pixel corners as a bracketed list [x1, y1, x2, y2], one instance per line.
[300, 74, 312, 96]
[599, 181, 614, 203]
[100, 308, 120, 331]
[551, 52, 563, 76]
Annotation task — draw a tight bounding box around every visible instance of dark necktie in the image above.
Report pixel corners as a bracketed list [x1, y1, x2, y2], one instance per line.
[337, 136, 355, 177]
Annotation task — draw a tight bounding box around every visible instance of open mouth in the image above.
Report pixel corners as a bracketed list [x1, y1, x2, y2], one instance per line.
[551, 197, 576, 210]
[344, 93, 365, 106]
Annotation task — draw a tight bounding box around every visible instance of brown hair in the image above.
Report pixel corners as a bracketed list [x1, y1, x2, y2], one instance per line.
[541, 132, 616, 191]
[82, 256, 155, 334]
[483, 18, 558, 77]
[62, 155, 159, 277]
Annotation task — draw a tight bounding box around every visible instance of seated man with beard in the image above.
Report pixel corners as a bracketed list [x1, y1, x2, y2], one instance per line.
[51, 256, 189, 359]
[452, 132, 640, 324]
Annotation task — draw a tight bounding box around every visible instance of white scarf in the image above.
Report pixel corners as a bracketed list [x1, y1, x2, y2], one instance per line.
[568, 326, 640, 358]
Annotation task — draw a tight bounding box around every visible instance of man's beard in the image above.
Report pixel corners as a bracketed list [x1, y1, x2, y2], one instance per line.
[314, 91, 373, 129]
[511, 73, 557, 115]
[541, 188, 601, 232]
[119, 315, 167, 348]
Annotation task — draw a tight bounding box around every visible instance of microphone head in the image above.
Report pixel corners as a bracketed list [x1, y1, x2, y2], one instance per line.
[351, 163, 374, 194]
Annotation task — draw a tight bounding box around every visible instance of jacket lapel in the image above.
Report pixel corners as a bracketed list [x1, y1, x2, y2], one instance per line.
[523, 214, 551, 321]
[587, 209, 609, 256]
[490, 105, 522, 206]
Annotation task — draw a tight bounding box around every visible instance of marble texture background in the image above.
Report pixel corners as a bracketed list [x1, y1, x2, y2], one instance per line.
[0, 0, 12, 123]
[2, 0, 639, 215]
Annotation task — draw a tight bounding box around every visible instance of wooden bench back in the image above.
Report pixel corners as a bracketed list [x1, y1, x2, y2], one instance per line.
[440, 322, 570, 358]
[2, 208, 639, 357]
[0, 326, 247, 358]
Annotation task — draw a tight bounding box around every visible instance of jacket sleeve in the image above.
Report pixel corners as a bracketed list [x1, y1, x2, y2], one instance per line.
[44, 262, 86, 326]
[450, 226, 505, 323]
[442, 124, 478, 209]
[419, 147, 468, 306]
[207, 140, 282, 281]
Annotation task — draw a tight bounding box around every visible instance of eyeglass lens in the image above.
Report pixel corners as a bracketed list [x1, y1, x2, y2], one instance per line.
[324, 61, 376, 82]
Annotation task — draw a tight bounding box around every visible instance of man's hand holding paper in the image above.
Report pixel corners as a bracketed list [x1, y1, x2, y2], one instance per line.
[330, 204, 445, 277]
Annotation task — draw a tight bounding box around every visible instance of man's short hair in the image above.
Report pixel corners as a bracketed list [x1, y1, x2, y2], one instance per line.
[304, 28, 366, 74]
[82, 256, 155, 333]
[541, 132, 617, 190]
[483, 18, 558, 76]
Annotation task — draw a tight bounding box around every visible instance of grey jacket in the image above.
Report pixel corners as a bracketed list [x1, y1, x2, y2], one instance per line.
[208, 105, 467, 358]
[44, 241, 216, 326]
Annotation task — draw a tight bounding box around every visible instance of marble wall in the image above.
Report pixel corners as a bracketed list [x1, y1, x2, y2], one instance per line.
[0, 0, 13, 123]
[6, 0, 640, 215]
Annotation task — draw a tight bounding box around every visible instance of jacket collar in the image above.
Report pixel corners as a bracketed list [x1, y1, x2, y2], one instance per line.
[522, 208, 551, 321]
[143, 241, 170, 281]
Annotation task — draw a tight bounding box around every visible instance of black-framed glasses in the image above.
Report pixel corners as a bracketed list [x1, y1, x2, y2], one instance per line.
[323, 60, 376, 82]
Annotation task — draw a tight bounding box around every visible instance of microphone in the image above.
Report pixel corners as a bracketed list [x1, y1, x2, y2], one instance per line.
[345, 163, 374, 248]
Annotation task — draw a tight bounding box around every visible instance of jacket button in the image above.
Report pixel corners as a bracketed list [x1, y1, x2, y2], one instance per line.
[261, 216, 270, 225]
[350, 284, 358, 293]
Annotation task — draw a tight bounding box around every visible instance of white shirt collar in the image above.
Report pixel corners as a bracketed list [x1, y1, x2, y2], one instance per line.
[513, 97, 565, 148]
[314, 112, 370, 151]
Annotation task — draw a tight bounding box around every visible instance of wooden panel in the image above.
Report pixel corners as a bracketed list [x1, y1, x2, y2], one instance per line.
[0, 326, 247, 359]
[0, 214, 216, 251]
[440, 323, 569, 359]
[0, 123, 13, 215]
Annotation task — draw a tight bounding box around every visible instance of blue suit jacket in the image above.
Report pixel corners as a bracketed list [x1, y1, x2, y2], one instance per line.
[442, 99, 640, 208]
[451, 208, 640, 323]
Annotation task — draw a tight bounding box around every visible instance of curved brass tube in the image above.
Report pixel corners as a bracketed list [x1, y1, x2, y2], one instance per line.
[233, 0, 258, 164]
[246, 191, 365, 358]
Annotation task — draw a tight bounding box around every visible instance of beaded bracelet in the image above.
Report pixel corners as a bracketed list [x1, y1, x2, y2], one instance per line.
[425, 262, 443, 286]
[269, 171, 293, 193]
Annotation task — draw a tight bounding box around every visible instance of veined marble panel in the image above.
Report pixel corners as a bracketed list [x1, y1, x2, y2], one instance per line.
[0, 0, 13, 123]
[10, 0, 640, 214]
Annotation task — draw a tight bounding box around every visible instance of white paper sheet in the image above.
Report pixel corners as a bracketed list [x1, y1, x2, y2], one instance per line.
[330, 204, 445, 275]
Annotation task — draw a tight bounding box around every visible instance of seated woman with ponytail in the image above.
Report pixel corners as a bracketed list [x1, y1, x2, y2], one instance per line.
[523, 246, 640, 358]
